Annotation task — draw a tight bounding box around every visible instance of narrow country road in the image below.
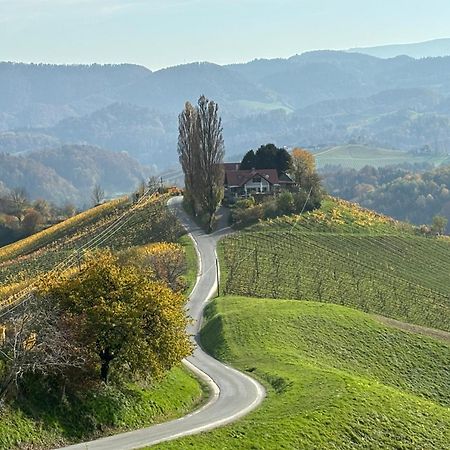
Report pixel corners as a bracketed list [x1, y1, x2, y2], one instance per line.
[59, 196, 265, 450]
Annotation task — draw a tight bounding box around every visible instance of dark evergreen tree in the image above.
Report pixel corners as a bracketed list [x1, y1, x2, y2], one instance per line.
[240, 150, 256, 170]
[240, 143, 292, 174]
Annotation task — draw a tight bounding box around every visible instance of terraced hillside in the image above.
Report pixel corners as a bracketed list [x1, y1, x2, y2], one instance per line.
[0, 193, 182, 309]
[155, 297, 450, 449]
[222, 199, 450, 332]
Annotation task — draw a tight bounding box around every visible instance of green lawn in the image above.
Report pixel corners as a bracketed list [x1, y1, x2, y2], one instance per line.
[153, 296, 450, 450]
[313, 144, 450, 169]
[0, 366, 205, 450]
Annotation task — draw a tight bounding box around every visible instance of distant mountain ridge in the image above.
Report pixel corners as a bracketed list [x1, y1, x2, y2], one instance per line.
[1, 49, 450, 173]
[348, 38, 450, 59]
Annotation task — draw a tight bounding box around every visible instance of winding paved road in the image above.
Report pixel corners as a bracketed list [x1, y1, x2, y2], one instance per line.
[59, 196, 265, 450]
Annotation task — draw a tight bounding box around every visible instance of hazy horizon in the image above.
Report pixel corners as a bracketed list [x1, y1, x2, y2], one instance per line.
[2, 0, 450, 70]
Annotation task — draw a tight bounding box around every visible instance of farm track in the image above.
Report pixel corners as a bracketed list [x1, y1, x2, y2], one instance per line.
[374, 315, 450, 344]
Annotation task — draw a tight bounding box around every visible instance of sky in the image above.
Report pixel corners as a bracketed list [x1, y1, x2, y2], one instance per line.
[1, 0, 450, 70]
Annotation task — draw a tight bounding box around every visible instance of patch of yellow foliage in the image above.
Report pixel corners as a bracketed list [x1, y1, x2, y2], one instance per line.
[0, 197, 127, 263]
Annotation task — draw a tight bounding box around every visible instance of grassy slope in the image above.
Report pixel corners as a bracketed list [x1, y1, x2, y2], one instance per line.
[223, 198, 450, 331]
[154, 296, 450, 450]
[313, 144, 450, 169]
[0, 366, 204, 450]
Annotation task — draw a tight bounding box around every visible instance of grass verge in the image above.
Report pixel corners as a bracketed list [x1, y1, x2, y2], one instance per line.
[179, 234, 198, 295]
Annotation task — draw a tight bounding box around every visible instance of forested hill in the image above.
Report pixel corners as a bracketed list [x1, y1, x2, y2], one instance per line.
[0, 145, 149, 205]
[324, 164, 450, 232]
[2, 53, 450, 168]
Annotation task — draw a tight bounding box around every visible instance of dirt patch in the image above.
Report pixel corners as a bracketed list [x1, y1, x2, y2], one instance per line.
[374, 315, 450, 344]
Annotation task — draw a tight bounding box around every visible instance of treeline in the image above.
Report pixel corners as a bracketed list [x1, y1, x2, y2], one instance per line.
[323, 163, 450, 232]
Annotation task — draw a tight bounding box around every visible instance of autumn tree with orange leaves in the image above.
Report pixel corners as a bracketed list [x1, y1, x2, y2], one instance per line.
[290, 148, 323, 210]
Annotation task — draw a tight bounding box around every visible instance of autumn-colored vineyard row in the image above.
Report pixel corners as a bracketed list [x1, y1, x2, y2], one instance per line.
[222, 230, 450, 332]
[0, 193, 182, 309]
[0, 197, 128, 263]
[254, 197, 415, 235]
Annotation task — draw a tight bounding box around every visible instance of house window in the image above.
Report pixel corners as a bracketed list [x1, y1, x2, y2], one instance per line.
[252, 176, 261, 182]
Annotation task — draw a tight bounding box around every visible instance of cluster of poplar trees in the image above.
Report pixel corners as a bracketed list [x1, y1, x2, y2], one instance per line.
[178, 95, 225, 233]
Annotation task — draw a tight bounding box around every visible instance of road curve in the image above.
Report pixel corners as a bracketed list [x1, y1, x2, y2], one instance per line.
[59, 196, 265, 450]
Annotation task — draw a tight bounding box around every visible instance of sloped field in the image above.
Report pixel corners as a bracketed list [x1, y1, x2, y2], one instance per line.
[221, 198, 450, 331]
[155, 296, 450, 450]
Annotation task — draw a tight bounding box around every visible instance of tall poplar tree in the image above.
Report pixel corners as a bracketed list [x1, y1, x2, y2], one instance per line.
[178, 95, 224, 232]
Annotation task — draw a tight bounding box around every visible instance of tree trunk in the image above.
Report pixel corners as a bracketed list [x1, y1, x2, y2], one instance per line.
[207, 212, 214, 234]
[99, 348, 114, 383]
[0, 374, 15, 400]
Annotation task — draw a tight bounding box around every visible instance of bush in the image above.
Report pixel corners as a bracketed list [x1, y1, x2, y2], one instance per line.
[231, 204, 264, 229]
[263, 200, 279, 219]
[276, 192, 295, 215]
[235, 196, 255, 209]
[293, 191, 321, 213]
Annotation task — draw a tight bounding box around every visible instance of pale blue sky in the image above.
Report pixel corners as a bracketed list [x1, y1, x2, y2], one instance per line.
[1, 0, 450, 70]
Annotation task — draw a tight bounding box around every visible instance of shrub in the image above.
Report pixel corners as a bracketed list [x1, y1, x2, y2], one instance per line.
[263, 200, 279, 219]
[232, 204, 264, 229]
[276, 192, 295, 215]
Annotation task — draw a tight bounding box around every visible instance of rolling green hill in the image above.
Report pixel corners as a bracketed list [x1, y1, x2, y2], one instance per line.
[154, 296, 450, 449]
[155, 197, 450, 449]
[313, 144, 450, 169]
[221, 198, 450, 332]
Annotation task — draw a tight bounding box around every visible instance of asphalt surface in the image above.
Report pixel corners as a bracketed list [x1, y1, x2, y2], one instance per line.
[59, 196, 265, 450]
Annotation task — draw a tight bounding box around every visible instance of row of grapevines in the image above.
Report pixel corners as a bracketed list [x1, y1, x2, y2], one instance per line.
[222, 230, 450, 331]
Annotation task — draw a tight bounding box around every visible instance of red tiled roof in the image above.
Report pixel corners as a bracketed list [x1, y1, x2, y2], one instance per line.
[225, 168, 280, 187]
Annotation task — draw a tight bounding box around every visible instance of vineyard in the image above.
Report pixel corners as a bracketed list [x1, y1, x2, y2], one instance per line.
[0, 193, 183, 310]
[222, 214, 450, 332]
[253, 197, 415, 234]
